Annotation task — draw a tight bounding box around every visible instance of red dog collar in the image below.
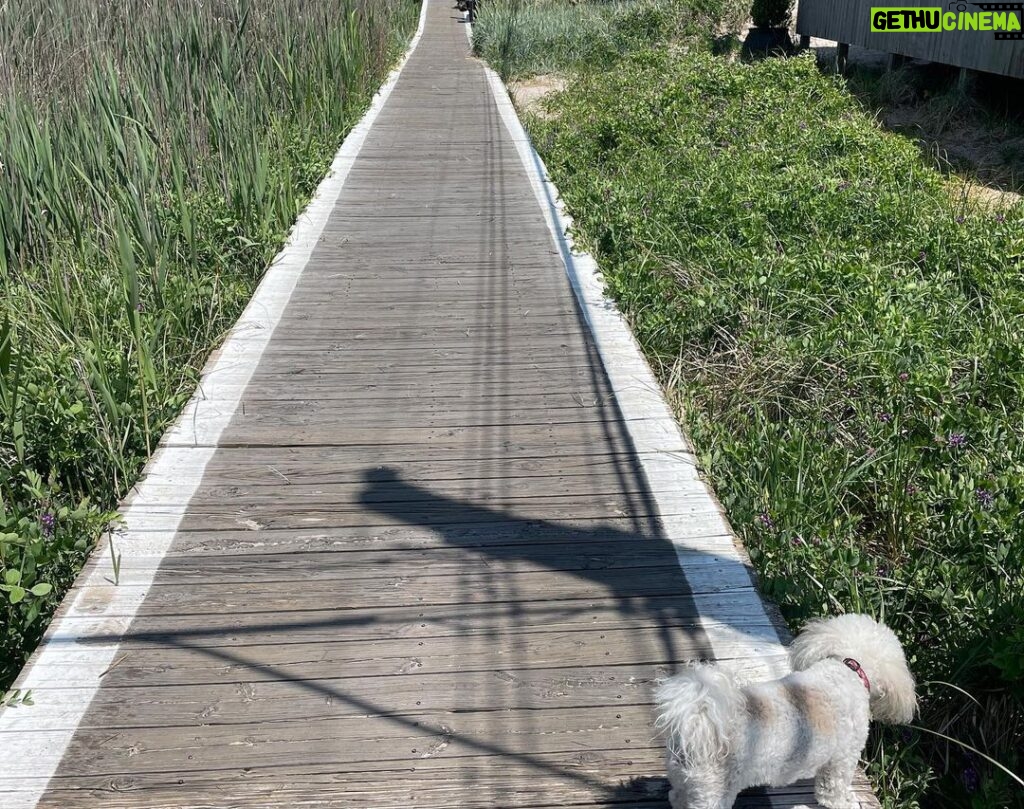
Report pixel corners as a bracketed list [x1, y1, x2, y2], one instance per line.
[843, 657, 871, 692]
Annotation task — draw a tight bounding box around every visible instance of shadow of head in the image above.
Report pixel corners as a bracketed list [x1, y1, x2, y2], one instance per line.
[362, 465, 401, 485]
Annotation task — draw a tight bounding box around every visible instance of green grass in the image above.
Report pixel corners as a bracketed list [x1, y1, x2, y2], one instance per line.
[0, 0, 419, 692]
[524, 46, 1024, 809]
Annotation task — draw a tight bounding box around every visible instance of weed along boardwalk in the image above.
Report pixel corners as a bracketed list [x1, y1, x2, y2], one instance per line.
[1, 2, 872, 807]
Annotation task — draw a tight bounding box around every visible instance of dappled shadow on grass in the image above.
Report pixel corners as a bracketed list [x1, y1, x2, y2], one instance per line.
[834, 56, 1024, 197]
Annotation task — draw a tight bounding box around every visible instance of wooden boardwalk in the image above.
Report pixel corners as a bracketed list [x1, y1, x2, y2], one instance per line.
[0, 2, 866, 807]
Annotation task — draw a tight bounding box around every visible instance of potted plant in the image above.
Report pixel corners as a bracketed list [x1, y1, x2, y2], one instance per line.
[743, 0, 793, 55]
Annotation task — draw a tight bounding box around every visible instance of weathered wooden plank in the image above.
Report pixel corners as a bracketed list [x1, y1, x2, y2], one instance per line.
[18, 627, 741, 687]
[142, 471, 688, 510]
[98, 541, 718, 581]
[177, 405, 646, 433]
[163, 497, 721, 533]
[31, 624, 787, 699]
[247, 357, 600, 375]
[257, 340, 595, 359]
[145, 449, 670, 489]
[181, 383, 617, 404]
[184, 377, 621, 401]
[165, 427, 681, 454]
[25, 764, 859, 809]
[271, 294, 574, 311]
[108, 516, 683, 550]
[45, 595, 778, 649]
[2, 664, 667, 731]
[63, 564, 750, 618]
[19, 705, 667, 778]
[29, 750, 672, 807]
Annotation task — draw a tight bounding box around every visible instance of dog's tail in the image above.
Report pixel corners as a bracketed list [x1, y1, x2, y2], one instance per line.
[654, 664, 743, 764]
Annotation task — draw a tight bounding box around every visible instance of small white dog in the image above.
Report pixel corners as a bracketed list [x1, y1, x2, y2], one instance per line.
[655, 614, 916, 809]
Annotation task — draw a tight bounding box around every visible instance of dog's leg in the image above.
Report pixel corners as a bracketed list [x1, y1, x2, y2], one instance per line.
[814, 752, 860, 809]
[666, 763, 690, 809]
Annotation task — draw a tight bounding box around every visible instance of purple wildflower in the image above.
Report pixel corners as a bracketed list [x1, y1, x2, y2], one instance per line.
[756, 512, 774, 530]
[41, 513, 55, 536]
[837, 181, 851, 192]
[947, 432, 967, 450]
[975, 489, 995, 509]
[962, 765, 980, 794]
[791, 535, 806, 547]
[899, 372, 910, 382]
[877, 412, 893, 423]
[917, 250, 927, 263]
[906, 483, 919, 495]
[995, 213, 1006, 224]
[955, 215, 965, 225]
[866, 447, 877, 457]
[798, 122, 808, 130]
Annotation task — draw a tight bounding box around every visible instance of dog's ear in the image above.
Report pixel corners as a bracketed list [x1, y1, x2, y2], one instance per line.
[872, 663, 917, 725]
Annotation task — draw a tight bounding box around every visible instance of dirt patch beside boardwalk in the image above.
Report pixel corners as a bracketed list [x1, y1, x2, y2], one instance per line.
[508, 74, 567, 118]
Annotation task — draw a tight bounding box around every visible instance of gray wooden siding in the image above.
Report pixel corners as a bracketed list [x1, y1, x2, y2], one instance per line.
[797, 0, 1024, 77]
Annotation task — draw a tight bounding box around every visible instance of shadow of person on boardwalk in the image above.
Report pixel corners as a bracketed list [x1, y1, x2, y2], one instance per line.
[356, 465, 780, 676]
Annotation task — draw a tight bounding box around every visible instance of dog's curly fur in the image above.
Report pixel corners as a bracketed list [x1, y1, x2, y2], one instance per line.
[655, 614, 916, 809]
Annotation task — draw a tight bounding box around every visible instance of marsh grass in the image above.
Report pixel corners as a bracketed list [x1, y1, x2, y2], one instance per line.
[472, 0, 750, 80]
[0, 0, 418, 691]
[527, 46, 1024, 809]
[473, 0, 619, 79]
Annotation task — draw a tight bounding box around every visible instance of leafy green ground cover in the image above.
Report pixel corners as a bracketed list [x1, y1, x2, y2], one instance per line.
[0, 0, 418, 692]
[476, 2, 1024, 805]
